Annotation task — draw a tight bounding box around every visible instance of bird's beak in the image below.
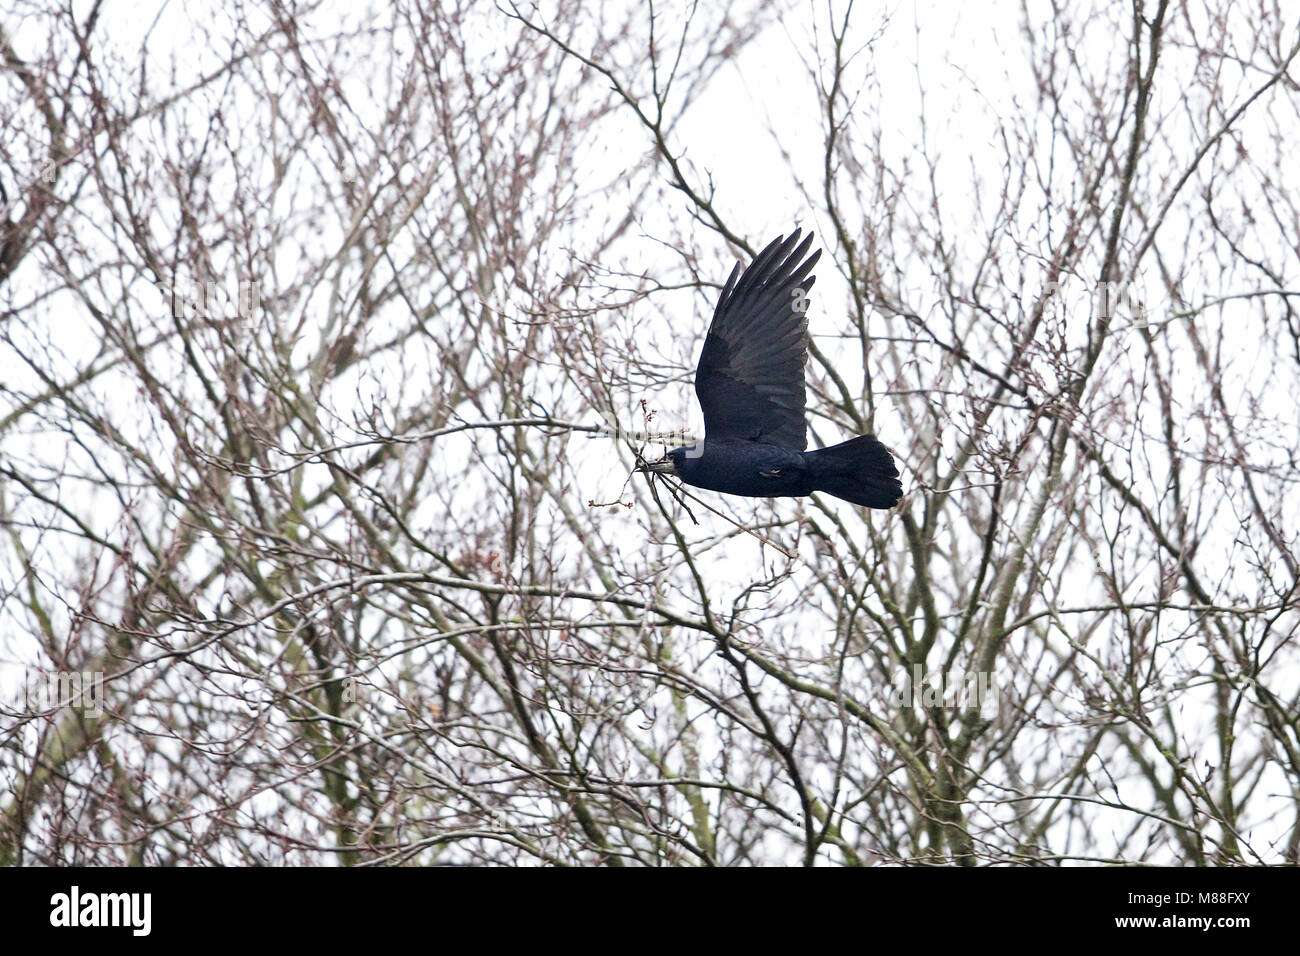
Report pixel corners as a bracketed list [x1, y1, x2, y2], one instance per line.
[637, 457, 679, 476]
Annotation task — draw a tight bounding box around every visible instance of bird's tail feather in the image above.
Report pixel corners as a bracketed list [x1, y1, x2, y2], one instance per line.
[805, 435, 903, 509]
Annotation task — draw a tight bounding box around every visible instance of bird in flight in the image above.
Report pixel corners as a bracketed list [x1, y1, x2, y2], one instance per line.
[639, 230, 903, 510]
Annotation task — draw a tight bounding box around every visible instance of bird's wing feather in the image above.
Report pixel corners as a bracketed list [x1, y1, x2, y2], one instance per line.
[694, 230, 820, 450]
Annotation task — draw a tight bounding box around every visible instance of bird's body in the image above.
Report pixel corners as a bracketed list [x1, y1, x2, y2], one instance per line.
[641, 229, 904, 510]
[661, 435, 903, 509]
[668, 439, 811, 498]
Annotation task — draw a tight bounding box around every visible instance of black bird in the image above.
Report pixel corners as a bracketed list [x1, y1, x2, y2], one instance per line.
[639, 230, 903, 509]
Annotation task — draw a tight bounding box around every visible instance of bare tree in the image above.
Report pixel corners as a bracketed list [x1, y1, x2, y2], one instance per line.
[2, 0, 1297, 865]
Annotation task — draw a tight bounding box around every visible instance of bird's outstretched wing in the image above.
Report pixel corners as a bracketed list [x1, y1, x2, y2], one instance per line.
[694, 230, 820, 450]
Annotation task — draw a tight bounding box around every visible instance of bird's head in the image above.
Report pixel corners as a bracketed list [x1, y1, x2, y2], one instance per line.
[637, 446, 689, 477]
